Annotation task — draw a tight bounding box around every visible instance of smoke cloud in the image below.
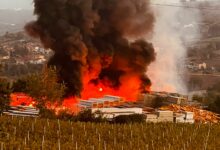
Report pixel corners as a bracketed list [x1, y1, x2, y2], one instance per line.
[148, 0, 201, 94]
[25, 0, 156, 98]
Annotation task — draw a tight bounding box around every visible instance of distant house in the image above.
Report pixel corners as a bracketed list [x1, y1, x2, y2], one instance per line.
[29, 58, 46, 64]
[198, 62, 207, 70]
[15, 59, 25, 65]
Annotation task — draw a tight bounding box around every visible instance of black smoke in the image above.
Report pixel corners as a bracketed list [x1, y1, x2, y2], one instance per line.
[25, 0, 156, 97]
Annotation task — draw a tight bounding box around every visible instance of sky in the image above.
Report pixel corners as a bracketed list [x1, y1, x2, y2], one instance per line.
[0, 0, 33, 9]
[0, 0, 217, 9]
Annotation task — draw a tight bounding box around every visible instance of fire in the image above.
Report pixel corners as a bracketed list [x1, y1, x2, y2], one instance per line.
[81, 75, 149, 101]
[10, 75, 152, 112]
[28, 101, 36, 107]
[24, 0, 156, 111]
[10, 93, 34, 106]
[62, 97, 78, 108]
[99, 87, 103, 92]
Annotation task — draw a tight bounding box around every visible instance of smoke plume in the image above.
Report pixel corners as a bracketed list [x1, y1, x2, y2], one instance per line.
[25, 0, 155, 99]
[148, 0, 201, 94]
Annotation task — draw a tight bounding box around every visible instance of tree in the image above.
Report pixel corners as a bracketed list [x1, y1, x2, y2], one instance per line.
[13, 45, 29, 57]
[77, 109, 96, 122]
[0, 64, 2, 75]
[205, 82, 220, 113]
[12, 78, 27, 93]
[57, 110, 77, 121]
[0, 79, 11, 114]
[192, 94, 205, 103]
[24, 67, 66, 109]
[208, 95, 220, 113]
[188, 77, 202, 91]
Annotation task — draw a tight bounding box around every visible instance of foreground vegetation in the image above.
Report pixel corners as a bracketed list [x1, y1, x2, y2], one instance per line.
[193, 81, 220, 113]
[0, 67, 67, 114]
[0, 115, 219, 150]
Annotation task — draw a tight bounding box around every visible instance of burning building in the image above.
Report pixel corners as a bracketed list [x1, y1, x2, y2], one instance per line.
[25, 0, 156, 102]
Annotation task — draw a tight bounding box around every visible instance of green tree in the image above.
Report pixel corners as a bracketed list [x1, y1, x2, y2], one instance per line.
[0, 79, 11, 114]
[24, 67, 66, 109]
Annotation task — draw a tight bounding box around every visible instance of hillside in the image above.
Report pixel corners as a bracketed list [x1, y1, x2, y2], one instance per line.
[0, 9, 34, 35]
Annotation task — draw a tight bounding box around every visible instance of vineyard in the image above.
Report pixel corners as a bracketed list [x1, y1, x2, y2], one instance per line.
[0, 115, 219, 150]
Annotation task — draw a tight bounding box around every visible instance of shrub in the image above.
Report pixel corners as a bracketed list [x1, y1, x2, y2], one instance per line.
[0, 79, 11, 114]
[113, 114, 146, 124]
[57, 110, 77, 121]
[39, 108, 56, 119]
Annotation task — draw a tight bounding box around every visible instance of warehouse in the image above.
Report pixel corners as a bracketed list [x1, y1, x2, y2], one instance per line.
[78, 95, 125, 109]
[91, 108, 143, 119]
[3, 105, 39, 117]
[145, 111, 195, 123]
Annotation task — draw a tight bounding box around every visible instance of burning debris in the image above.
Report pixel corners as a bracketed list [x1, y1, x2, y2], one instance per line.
[10, 93, 34, 107]
[79, 95, 124, 109]
[25, 0, 156, 100]
[160, 104, 220, 123]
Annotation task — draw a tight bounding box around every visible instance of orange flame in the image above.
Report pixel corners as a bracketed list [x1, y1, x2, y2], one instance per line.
[81, 75, 148, 101]
[99, 87, 103, 92]
[10, 93, 34, 106]
[10, 73, 153, 113]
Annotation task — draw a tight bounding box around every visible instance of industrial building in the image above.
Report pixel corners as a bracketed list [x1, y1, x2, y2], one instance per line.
[3, 105, 39, 117]
[145, 111, 195, 123]
[138, 92, 189, 107]
[138, 93, 158, 107]
[79, 95, 124, 109]
[77, 93, 195, 123]
[157, 111, 174, 122]
[166, 95, 188, 105]
[92, 108, 142, 119]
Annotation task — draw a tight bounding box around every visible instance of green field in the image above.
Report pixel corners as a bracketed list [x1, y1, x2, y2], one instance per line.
[0, 115, 219, 150]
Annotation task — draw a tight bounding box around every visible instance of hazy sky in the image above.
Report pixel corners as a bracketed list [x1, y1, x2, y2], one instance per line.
[0, 0, 216, 9]
[0, 0, 33, 9]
